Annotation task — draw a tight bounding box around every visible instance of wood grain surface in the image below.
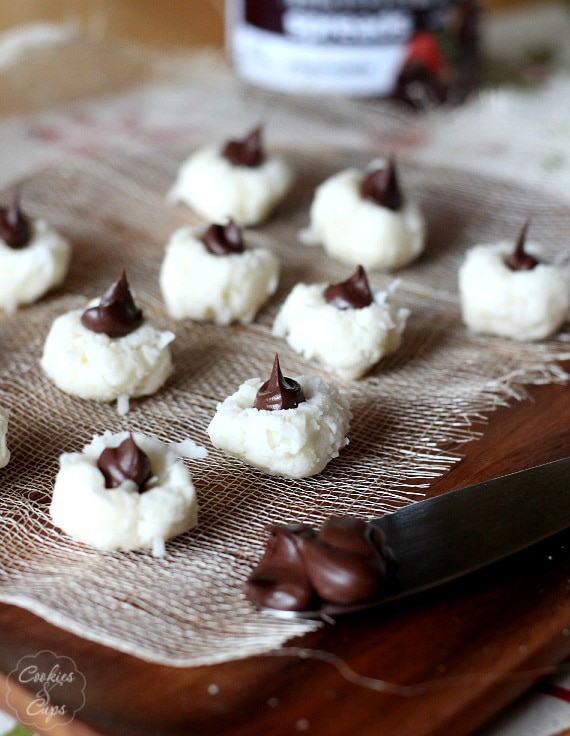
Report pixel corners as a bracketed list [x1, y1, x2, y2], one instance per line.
[0, 371, 568, 736]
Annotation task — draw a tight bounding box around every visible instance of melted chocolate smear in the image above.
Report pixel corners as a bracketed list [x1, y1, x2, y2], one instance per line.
[360, 159, 403, 211]
[505, 220, 539, 271]
[0, 193, 32, 249]
[324, 266, 373, 310]
[97, 434, 152, 493]
[253, 354, 306, 412]
[203, 219, 244, 256]
[245, 516, 395, 611]
[222, 125, 264, 168]
[81, 271, 143, 338]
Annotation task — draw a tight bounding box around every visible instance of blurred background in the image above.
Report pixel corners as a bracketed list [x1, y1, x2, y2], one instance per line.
[0, 0, 550, 50]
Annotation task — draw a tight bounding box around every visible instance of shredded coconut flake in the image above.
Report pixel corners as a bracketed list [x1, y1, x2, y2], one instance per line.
[116, 394, 130, 416]
[172, 438, 208, 459]
[297, 227, 319, 246]
[151, 538, 166, 558]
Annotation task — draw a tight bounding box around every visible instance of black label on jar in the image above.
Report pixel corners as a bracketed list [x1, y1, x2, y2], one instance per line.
[245, 1, 454, 46]
[229, 0, 479, 104]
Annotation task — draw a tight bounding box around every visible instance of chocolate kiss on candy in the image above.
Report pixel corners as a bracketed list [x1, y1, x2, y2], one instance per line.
[97, 434, 152, 492]
[360, 158, 403, 211]
[324, 265, 373, 310]
[244, 524, 316, 611]
[81, 271, 143, 338]
[254, 354, 306, 411]
[505, 220, 539, 271]
[222, 125, 264, 168]
[203, 219, 244, 256]
[0, 192, 32, 249]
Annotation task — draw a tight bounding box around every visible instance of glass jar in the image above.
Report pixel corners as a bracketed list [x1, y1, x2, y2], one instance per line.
[226, 0, 480, 106]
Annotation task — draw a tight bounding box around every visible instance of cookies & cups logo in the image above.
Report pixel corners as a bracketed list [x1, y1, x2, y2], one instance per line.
[6, 650, 86, 729]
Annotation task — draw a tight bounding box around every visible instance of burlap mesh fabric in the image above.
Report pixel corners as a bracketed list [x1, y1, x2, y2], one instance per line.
[0, 147, 568, 667]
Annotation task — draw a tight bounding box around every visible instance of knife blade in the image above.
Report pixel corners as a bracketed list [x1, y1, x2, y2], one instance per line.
[262, 456, 570, 619]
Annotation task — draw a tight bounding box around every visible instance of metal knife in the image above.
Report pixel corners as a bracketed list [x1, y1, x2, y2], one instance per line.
[264, 456, 570, 619]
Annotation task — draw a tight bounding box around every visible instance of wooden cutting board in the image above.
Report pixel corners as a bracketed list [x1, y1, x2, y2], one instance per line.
[0, 374, 568, 736]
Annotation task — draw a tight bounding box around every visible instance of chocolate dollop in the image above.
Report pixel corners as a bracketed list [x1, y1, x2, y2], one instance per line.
[247, 523, 317, 611]
[324, 266, 373, 310]
[253, 354, 306, 412]
[360, 159, 403, 211]
[81, 271, 143, 338]
[245, 516, 395, 611]
[203, 219, 244, 256]
[505, 220, 539, 271]
[222, 126, 264, 168]
[0, 193, 32, 249]
[97, 434, 152, 493]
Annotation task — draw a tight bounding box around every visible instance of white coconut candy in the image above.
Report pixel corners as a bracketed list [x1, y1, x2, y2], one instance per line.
[41, 273, 174, 406]
[0, 199, 71, 312]
[305, 159, 425, 271]
[273, 267, 409, 379]
[459, 222, 570, 341]
[169, 126, 293, 227]
[207, 356, 351, 479]
[51, 431, 206, 554]
[160, 221, 279, 325]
